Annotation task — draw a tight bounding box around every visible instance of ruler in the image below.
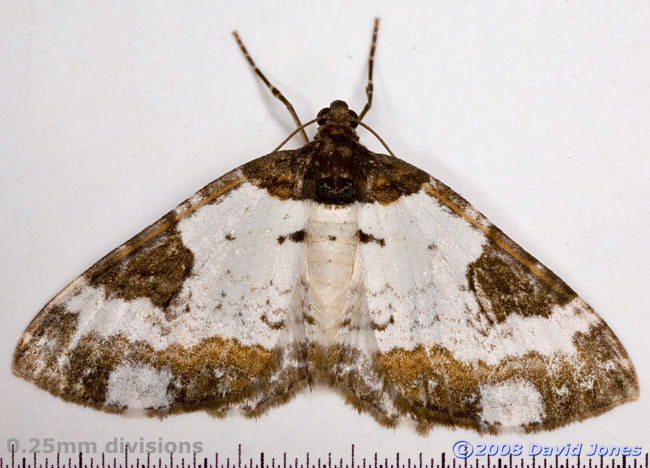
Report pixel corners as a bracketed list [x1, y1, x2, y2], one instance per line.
[1, 445, 648, 468]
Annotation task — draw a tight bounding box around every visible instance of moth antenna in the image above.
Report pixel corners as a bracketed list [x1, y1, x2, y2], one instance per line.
[358, 17, 379, 122]
[358, 121, 396, 158]
[232, 30, 309, 143]
[273, 118, 318, 153]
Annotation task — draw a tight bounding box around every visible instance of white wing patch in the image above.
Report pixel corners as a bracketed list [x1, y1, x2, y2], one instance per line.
[175, 182, 306, 348]
[480, 379, 545, 427]
[106, 364, 173, 409]
[59, 183, 306, 351]
[358, 188, 488, 352]
[358, 189, 597, 363]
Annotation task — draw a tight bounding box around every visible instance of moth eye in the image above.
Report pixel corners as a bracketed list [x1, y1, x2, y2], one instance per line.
[316, 108, 330, 126]
[348, 110, 359, 128]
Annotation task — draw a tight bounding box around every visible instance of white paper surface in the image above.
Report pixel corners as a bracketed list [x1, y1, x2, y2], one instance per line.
[1, 0, 648, 461]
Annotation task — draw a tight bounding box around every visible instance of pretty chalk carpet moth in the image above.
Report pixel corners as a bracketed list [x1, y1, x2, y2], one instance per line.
[13, 19, 638, 435]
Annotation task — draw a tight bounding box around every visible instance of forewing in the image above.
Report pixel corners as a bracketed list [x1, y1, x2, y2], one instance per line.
[13, 156, 311, 416]
[353, 167, 638, 433]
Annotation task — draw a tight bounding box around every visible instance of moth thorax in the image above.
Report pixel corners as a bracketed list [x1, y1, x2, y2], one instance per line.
[305, 202, 359, 344]
[316, 175, 356, 204]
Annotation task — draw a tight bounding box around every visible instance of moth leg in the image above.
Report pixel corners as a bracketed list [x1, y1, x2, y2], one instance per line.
[232, 30, 309, 143]
[358, 18, 380, 121]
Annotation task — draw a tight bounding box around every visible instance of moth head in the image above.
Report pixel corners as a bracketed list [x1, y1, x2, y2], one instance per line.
[316, 100, 359, 129]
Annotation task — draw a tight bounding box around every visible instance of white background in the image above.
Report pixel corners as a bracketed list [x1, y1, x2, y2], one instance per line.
[1, 0, 649, 462]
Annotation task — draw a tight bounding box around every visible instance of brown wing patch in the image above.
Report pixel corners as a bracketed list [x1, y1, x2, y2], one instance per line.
[13, 304, 80, 395]
[17, 326, 309, 416]
[381, 345, 483, 433]
[66, 333, 277, 410]
[468, 238, 576, 323]
[243, 150, 307, 201]
[88, 225, 193, 309]
[379, 322, 638, 434]
[364, 152, 429, 205]
[243, 142, 429, 205]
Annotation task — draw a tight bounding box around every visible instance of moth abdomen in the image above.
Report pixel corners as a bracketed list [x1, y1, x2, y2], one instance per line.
[306, 202, 359, 344]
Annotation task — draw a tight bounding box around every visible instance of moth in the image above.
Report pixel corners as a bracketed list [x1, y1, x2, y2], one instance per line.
[13, 19, 638, 434]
